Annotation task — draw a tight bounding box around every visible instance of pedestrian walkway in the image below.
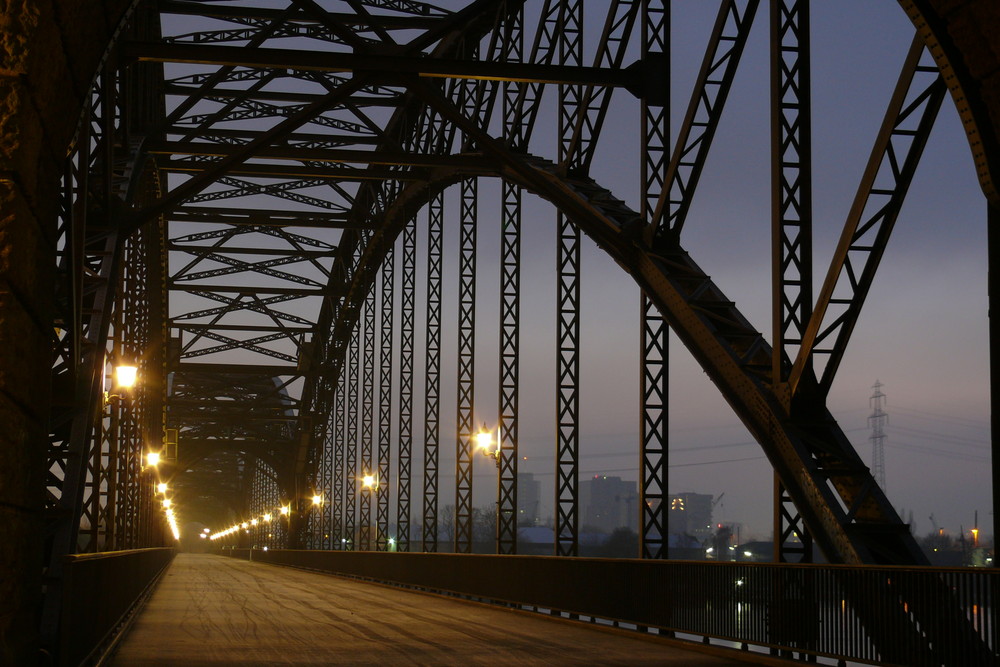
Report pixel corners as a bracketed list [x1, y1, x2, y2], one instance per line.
[110, 553, 771, 666]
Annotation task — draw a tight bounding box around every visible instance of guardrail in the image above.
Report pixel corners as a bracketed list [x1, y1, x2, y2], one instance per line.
[223, 549, 998, 666]
[58, 547, 174, 666]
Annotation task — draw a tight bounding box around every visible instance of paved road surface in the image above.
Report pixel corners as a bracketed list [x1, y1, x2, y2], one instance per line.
[110, 553, 764, 666]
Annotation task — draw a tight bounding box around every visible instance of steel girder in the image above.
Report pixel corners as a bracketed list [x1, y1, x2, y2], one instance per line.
[353, 58, 929, 564]
[639, 0, 669, 560]
[127, 1, 526, 536]
[84, 0, 963, 569]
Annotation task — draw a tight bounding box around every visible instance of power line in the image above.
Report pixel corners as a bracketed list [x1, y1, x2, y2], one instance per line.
[869, 380, 888, 490]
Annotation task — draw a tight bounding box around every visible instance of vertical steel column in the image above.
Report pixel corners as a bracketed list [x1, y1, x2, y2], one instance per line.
[100, 368, 118, 551]
[422, 193, 444, 552]
[555, 0, 583, 557]
[455, 178, 478, 553]
[496, 0, 525, 558]
[250, 463, 263, 547]
[265, 467, 280, 549]
[497, 186, 521, 555]
[771, 0, 813, 563]
[990, 203, 999, 566]
[377, 247, 394, 550]
[360, 291, 376, 550]
[318, 390, 334, 549]
[114, 244, 135, 550]
[640, 0, 669, 560]
[770, 0, 813, 390]
[333, 378, 346, 549]
[344, 325, 359, 550]
[640, 297, 668, 558]
[397, 220, 416, 551]
[774, 477, 813, 562]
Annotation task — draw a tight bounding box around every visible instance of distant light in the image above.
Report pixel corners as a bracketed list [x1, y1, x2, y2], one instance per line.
[743, 551, 753, 558]
[146, 452, 161, 467]
[362, 474, 376, 490]
[116, 365, 138, 389]
[250, 518, 258, 526]
[263, 513, 272, 522]
[312, 494, 323, 506]
[280, 505, 290, 516]
[156, 482, 168, 494]
[263, 546, 269, 551]
[241, 522, 248, 529]
[388, 538, 396, 546]
[199, 533, 207, 539]
[735, 579, 745, 587]
[203, 528, 210, 533]
[162, 498, 172, 509]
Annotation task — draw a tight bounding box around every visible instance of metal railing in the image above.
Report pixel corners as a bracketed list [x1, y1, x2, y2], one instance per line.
[224, 549, 998, 666]
[57, 547, 174, 666]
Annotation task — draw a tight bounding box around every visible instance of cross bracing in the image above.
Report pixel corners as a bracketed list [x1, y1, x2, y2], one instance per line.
[48, 2, 993, 607]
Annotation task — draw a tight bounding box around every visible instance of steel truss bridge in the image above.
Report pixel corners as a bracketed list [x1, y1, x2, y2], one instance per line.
[15, 0, 999, 663]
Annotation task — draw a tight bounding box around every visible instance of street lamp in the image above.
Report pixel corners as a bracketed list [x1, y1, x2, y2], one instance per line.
[145, 451, 161, 468]
[105, 364, 138, 404]
[115, 364, 138, 389]
[476, 424, 500, 467]
[156, 482, 168, 494]
[476, 423, 503, 552]
[361, 472, 379, 491]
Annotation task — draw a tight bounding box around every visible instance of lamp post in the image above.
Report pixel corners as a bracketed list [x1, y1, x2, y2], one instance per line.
[476, 424, 501, 552]
[359, 472, 381, 549]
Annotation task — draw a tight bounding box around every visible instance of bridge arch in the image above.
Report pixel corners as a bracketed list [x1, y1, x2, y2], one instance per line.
[1, 1, 999, 661]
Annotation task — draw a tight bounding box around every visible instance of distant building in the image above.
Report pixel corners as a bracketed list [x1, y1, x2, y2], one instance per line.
[668, 492, 714, 540]
[581, 475, 639, 533]
[518, 473, 541, 526]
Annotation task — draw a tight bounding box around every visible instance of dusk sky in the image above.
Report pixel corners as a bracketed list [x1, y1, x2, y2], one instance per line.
[164, 1, 992, 543]
[447, 1, 991, 540]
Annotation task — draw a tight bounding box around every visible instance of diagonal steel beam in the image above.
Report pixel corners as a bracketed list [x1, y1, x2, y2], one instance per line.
[408, 75, 923, 566]
[790, 34, 946, 397]
[124, 41, 646, 89]
[130, 76, 369, 232]
[649, 0, 759, 240]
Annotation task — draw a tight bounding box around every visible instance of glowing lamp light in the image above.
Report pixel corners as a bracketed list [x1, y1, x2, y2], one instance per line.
[250, 518, 258, 526]
[116, 365, 138, 389]
[476, 424, 501, 468]
[361, 474, 376, 490]
[241, 522, 248, 529]
[312, 494, 323, 506]
[263, 513, 272, 522]
[161, 498, 172, 509]
[156, 482, 168, 494]
[280, 505, 290, 516]
[146, 451, 161, 467]
[476, 429, 493, 453]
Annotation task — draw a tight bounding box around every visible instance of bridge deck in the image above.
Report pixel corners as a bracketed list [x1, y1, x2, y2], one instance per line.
[109, 553, 765, 665]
